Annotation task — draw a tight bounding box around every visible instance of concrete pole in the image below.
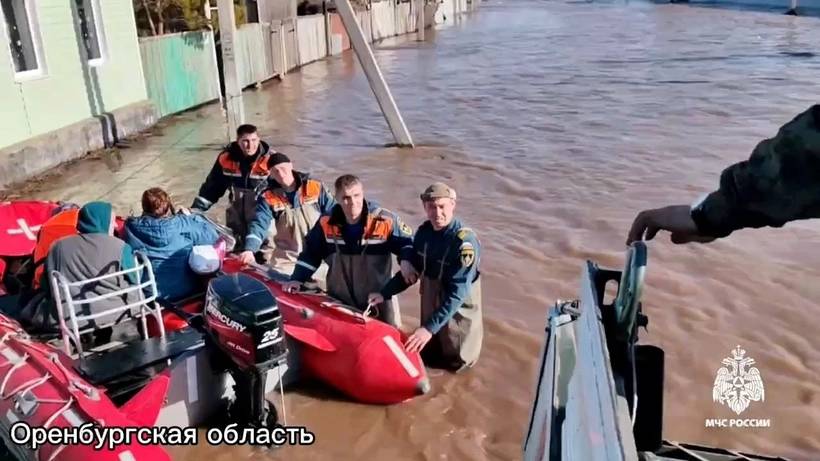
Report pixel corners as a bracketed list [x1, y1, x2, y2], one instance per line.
[217, 0, 245, 138]
[280, 21, 288, 75]
[324, 1, 335, 56]
[368, 0, 375, 43]
[416, 0, 425, 41]
[204, 0, 223, 108]
[335, 0, 414, 147]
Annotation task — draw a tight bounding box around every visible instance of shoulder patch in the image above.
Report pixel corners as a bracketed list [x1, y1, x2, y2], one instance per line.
[456, 227, 474, 241]
[398, 217, 413, 237]
[459, 241, 475, 267]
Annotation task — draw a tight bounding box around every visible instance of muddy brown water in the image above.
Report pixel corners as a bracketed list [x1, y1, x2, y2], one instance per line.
[9, 1, 820, 459]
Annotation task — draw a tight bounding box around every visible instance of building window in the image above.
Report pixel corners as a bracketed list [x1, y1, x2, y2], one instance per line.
[74, 0, 105, 65]
[1, 0, 44, 77]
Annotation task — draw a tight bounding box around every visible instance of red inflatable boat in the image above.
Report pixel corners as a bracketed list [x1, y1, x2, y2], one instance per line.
[0, 201, 60, 295]
[0, 201, 60, 256]
[223, 258, 430, 404]
[0, 313, 172, 461]
[0, 200, 430, 460]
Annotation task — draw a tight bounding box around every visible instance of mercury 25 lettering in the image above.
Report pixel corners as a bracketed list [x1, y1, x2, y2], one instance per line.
[258, 329, 279, 349]
[207, 303, 246, 332]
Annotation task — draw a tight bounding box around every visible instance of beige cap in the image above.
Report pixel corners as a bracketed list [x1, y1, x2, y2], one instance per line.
[420, 182, 457, 201]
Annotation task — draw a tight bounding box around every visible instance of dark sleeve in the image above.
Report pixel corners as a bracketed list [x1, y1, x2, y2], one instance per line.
[290, 221, 330, 283]
[42, 244, 62, 299]
[380, 273, 411, 298]
[693, 105, 820, 238]
[192, 156, 229, 211]
[386, 212, 415, 261]
[423, 232, 480, 334]
[379, 227, 422, 298]
[40, 253, 55, 298]
[244, 195, 274, 252]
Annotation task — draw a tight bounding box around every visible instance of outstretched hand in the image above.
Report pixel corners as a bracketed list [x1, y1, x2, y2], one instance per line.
[626, 205, 715, 245]
[404, 327, 432, 353]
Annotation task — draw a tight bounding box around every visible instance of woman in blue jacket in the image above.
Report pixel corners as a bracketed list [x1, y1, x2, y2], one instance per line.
[124, 187, 220, 302]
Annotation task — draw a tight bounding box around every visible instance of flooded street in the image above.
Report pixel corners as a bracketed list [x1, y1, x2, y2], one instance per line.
[9, 0, 820, 459]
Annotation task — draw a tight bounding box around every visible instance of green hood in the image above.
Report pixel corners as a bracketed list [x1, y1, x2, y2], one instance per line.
[77, 201, 113, 234]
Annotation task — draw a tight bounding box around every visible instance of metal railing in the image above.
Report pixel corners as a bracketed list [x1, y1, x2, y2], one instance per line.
[49, 251, 166, 359]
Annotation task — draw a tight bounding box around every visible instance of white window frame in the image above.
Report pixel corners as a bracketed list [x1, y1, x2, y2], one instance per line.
[0, 0, 47, 81]
[78, 0, 107, 67]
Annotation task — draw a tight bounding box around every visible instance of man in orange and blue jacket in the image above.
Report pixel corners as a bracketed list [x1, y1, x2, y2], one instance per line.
[278, 174, 416, 328]
[191, 124, 281, 246]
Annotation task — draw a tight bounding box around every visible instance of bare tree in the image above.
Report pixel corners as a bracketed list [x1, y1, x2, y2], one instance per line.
[133, 0, 247, 36]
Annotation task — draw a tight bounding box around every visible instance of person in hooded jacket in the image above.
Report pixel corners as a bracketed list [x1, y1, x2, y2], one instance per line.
[190, 124, 284, 247]
[126, 187, 220, 302]
[17, 201, 139, 335]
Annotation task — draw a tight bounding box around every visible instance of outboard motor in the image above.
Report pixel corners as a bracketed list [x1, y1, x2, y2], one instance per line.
[203, 273, 288, 430]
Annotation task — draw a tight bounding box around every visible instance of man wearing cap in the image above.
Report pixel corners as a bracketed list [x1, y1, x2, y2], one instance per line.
[237, 155, 335, 276]
[369, 182, 483, 371]
[277, 174, 415, 328]
[191, 124, 281, 246]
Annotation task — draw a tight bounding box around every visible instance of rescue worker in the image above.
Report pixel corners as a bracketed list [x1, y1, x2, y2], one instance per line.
[627, 104, 820, 245]
[17, 201, 138, 335]
[369, 182, 483, 372]
[126, 187, 220, 302]
[236, 153, 335, 275]
[278, 174, 415, 328]
[190, 124, 280, 246]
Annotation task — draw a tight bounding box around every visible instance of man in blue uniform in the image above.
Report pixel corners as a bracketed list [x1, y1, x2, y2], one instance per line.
[370, 182, 484, 372]
[279, 174, 416, 328]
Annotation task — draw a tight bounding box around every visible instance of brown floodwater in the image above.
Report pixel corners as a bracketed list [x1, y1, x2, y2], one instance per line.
[8, 0, 820, 459]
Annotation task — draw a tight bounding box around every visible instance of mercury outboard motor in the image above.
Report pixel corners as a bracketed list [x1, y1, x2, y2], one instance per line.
[203, 273, 288, 430]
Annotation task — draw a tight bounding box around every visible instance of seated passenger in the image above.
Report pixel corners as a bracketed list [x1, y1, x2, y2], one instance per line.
[124, 187, 220, 302]
[16, 201, 138, 334]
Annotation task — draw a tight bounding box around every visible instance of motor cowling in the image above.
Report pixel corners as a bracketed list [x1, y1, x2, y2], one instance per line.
[203, 273, 288, 432]
[204, 273, 287, 371]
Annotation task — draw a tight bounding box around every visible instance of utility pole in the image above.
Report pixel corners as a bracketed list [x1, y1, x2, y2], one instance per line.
[416, 0, 425, 41]
[217, 0, 245, 139]
[334, 0, 414, 147]
[204, 0, 223, 108]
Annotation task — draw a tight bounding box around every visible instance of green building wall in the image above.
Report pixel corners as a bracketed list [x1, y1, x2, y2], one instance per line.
[0, 0, 149, 150]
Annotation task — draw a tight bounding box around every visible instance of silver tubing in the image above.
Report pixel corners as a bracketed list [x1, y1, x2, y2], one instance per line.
[139, 253, 165, 338]
[49, 250, 166, 360]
